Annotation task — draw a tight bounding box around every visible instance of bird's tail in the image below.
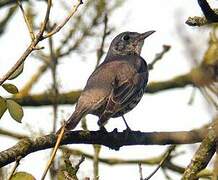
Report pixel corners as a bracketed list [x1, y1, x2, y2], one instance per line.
[56, 110, 85, 134]
[66, 111, 84, 130]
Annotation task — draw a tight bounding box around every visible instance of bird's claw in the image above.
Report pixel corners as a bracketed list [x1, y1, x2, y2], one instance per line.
[99, 126, 108, 133]
[123, 127, 132, 139]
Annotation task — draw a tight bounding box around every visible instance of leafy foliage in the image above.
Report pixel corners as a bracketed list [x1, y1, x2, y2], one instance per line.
[8, 63, 24, 80]
[2, 83, 18, 94]
[6, 99, 23, 123]
[11, 172, 36, 180]
[0, 96, 7, 119]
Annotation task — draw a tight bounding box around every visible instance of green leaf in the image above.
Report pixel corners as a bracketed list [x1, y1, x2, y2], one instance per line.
[2, 83, 18, 94]
[11, 172, 36, 180]
[8, 63, 24, 80]
[6, 100, 23, 123]
[0, 96, 7, 119]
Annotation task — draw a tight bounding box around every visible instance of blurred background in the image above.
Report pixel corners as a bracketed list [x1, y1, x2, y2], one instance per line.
[0, 0, 217, 179]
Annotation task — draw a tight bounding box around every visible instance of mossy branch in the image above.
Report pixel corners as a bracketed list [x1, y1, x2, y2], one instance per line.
[182, 117, 218, 179]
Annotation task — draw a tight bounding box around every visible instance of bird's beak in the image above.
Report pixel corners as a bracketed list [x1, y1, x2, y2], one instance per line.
[137, 30, 155, 41]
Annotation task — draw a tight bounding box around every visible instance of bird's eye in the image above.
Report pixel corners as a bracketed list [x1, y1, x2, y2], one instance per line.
[122, 34, 130, 41]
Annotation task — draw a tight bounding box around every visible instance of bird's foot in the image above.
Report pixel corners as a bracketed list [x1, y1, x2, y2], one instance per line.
[99, 126, 108, 133]
[125, 126, 132, 132]
[123, 127, 132, 139]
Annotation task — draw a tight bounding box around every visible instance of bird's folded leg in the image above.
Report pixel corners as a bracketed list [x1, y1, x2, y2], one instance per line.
[121, 115, 132, 132]
[121, 115, 133, 139]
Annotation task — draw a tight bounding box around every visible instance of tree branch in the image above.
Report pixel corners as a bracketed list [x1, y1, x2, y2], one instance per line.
[61, 147, 212, 178]
[182, 117, 218, 179]
[0, 0, 83, 85]
[0, 0, 27, 8]
[13, 72, 193, 106]
[197, 0, 218, 23]
[42, 0, 83, 39]
[148, 45, 171, 70]
[186, 0, 218, 27]
[0, 127, 208, 168]
[0, 128, 27, 139]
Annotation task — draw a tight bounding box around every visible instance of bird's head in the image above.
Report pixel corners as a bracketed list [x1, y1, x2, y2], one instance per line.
[108, 31, 155, 56]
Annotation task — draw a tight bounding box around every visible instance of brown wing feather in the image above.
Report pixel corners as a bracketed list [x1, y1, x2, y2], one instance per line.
[97, 71, 146, 126]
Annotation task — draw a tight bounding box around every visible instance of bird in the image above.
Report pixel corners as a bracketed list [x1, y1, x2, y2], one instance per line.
[62, 30, 155, 132]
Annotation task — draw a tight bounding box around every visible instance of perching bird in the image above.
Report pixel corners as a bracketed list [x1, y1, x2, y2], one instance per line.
[63, 30, 155, 131]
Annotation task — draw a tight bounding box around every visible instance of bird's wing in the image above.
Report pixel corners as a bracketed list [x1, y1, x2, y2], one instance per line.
[97, 71, 147, 126]
[113, 76, 137, 104]
[113, 71, 147, 108]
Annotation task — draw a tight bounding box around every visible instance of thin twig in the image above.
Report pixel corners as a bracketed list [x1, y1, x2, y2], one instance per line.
[61, 151, 85, 179]
[48, 25, 59, 178]
[8, 156, 22, 180]
[37, 0, 52, 39]
[95, 14, 109, 68]
[200, 87, 218, 109]
[16, 0, 35, 40]
[93, 145, 101, 180]
[0, 0, 52, 85]
[188, 88, 196, 105]
[0, 0, 82, 86]
[74, 155, 85, 173]
[208, 84, 218, 96]
[0, 128, 27, 139]
[41, 125, 65, 180]
[63, 147, 212, 178]
[144, 145, 176, 180]
[148, 45, 171, 70]
[139, 163, 144, 180]
[42, 0, 83, 39]
[48, 28, 59, 133]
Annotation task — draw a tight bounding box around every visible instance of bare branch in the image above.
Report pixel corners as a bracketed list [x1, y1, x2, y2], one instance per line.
[148, 45, 171, 70]
[41, 123, 65, 180]
[186, 9, 218, 26]
[95, 14, 109, 68]
[0, 0, 82, 85]
[42, 0, 83, 39]
[62, 147, 212, 178]
[139, 163, 143, 180]
[0, 0, 27, 8]
[13, 72, 193, 106]
[0, 126, 208, 168]
[8, 156, 22, 180]
[144, 145, 176, 180]
[16, 0, 35, 40]
[0, 128, 27, 139]
[186, 0, 218, 26]
[0, 0, 52, 85]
